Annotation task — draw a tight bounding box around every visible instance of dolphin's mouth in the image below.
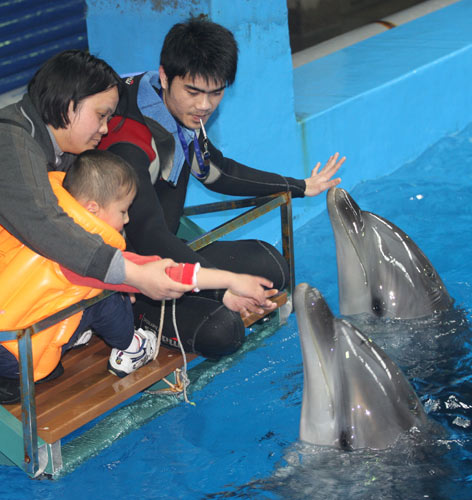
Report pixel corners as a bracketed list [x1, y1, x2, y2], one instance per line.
[331, 188, 364, 243]
[328, 188, 368, 286]
[333, 188, 364, 233]
[295, 284, 337, 415]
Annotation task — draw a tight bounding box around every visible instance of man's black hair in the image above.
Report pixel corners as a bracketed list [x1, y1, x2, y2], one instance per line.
[28, 49, 123, 129]
[160, 17, 238, 87]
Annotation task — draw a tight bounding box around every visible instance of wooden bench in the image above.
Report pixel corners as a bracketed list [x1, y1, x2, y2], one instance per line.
[4, 291, 287, 444]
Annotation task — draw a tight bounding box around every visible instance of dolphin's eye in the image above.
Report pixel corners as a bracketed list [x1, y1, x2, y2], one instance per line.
[424, 265, 436, 279]
[371, 297, 384, 317]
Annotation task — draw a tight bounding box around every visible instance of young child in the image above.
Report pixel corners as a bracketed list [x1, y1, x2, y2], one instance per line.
[0, 150, 276, 402]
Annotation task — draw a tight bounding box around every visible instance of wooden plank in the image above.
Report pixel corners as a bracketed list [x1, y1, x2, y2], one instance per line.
[6, 340, 196, 443]
[37, 348, 195, 443]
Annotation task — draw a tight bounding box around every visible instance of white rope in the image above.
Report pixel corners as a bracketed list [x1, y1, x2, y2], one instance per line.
[151, 299, 166, 361]
[146, 299, 193, 405]
[170, 298, 192, 404]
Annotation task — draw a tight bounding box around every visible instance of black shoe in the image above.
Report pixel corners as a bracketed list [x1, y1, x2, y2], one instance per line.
[0, 377, 20, 405]
[0, 362, 65, 405]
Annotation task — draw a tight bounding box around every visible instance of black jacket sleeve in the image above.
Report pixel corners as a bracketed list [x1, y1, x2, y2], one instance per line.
[198, 137, 306, 198]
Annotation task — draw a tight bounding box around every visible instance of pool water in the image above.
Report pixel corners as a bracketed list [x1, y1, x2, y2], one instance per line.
[2, 123, 472, 499]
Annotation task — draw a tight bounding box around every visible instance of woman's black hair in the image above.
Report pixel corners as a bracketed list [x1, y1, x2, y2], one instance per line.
[160, 17, 238, 87]
[28, 49, 123, 129]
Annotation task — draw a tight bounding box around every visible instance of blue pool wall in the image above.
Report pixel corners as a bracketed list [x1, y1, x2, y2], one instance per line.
[86, 0, 472, 242]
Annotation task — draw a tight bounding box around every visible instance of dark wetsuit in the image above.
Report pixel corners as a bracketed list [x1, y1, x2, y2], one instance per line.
[99, 72, 306, 358]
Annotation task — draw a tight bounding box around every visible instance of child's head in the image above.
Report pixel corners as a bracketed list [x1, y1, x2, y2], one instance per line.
[63, 149, 138, 232]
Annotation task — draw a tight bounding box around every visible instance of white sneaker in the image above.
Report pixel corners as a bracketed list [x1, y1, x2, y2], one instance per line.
[108, 328, 158, 378]
[72, 329, 93, 348]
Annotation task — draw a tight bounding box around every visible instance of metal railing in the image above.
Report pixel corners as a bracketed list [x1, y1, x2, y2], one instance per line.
[184, 191, 295, 297]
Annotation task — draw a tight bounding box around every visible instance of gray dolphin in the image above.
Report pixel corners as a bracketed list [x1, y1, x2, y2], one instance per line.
[294, 283, 429, 450]
[327, 187, 453, 319]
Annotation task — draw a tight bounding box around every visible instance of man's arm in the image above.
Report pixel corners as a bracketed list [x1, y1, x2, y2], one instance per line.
[198, 136, 344, 199]
[200, 138, 307, 198]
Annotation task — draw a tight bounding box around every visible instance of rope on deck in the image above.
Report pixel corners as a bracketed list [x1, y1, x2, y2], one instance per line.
[146, 299, 194, 405]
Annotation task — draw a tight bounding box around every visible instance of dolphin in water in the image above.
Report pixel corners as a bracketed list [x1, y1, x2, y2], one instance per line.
[327, 187, 453, 319]
[294, 283, 429, 450]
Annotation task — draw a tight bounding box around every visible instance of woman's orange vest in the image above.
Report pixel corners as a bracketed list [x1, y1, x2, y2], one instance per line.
[0, 172, 125, 381]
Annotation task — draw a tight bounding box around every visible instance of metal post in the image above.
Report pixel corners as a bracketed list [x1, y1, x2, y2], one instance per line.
[17, 327, 40, 476]
[280, 193, 295, 299]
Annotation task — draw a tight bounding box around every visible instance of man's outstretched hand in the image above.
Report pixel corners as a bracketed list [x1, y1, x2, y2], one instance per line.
[304, 152, 345, 197]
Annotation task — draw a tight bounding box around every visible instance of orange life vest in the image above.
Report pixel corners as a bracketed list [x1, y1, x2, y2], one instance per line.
[0, 171, 125, 380]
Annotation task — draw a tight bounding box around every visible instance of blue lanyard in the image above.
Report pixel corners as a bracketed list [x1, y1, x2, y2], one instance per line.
[176, 123, 210, 180]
